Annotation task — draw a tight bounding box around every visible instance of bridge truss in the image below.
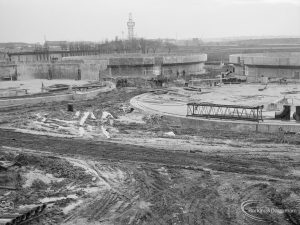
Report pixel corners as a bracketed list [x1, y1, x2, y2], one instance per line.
[187, 103, 264, 122]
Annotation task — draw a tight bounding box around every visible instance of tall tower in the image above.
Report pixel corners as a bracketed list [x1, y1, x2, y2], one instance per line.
[127, 13, 135, 40]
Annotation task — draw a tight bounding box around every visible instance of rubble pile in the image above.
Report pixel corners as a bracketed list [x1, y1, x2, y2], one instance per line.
[142, 114, 163, 126]
[15, 154, 93, 181]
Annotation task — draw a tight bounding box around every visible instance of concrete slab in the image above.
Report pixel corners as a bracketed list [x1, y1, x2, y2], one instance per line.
[131, 86, 300, 133]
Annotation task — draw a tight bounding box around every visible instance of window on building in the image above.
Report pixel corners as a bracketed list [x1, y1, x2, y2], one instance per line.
[294, 71, 300, 79]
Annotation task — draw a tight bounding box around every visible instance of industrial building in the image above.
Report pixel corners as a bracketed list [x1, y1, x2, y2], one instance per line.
[229, 52, 300, 82]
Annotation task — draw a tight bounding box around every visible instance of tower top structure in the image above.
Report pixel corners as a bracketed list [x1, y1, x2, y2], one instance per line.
[127, 13, 135, 40]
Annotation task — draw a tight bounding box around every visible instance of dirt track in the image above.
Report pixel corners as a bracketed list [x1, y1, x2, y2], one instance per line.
[1, 128, 299, 179]
[1, 88, 300, 225]
[1, 129, 300, 225]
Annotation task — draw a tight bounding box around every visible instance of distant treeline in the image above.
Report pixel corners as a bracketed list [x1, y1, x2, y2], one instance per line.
[0, 39, 178, 54]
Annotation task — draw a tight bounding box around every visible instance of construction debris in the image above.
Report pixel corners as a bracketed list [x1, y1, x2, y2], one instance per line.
[164, 131, 176, 137]
[101, 126, 110, 138]
[0, 204, 47, 225]
[90, 112, 96, 120]
[101, 111, 114, 120]
[1, 85, 300, 225]
[79, 112, 90, 126]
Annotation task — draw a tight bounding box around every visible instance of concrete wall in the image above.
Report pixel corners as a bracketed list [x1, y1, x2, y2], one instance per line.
[0, 64, 16, 79]
[234, 65, 245, 76]
[109, 62, 206, 79]
[110, 66, 154, 78]
[73, 83, 115, 100]
[16, 63, 79, 80]
[17, 63, 50, 80]
[246, 66, 300, 80]
[130, 95, 300, 134]
[162, 62, 205, 77]
[6, 54, 207, 81]
[11, 61, 110, 81]
[104, 55, 207, 79]
[162, 54, 207, 64]
[51, 63, 79, 80]
[0, 83, 115, 108]
[230, 53, 300, 81]
[80, 59, 109, 80]
[244, 56, 300, 67]
[109, 57, 155, 66]
[0, 94, 73, 107]
[230, 53, 300, 67]
[164, 115, 300, 134]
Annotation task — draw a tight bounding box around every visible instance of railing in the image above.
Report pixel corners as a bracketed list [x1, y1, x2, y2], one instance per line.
[187, 103, 264, 122]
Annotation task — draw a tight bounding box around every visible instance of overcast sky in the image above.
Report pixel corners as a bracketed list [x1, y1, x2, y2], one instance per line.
[0, 0, 299, 43]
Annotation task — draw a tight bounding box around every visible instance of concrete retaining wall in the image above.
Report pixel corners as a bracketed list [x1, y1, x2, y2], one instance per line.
[246, 66, 299, 79]
[2, 54, 207, 81]
[164, 115, 300, 133]
[230, 53, 300, 80]
[163, 54, 207, 64]
[109, 57, 155, 66]
[73, 84, 115, 101]
[17, 63, 49, 80]
[16, 62, 79, 80]
[0, 64, 16, 79]
[109, 62, 206, 79]
[7, 61, 109, 81]
[244, 56, 300, 67]
[162, 63, 205, 77]
[130, 95, 300, 134]
[230, 53, 300, 67]
[80, 60, 109, 80]
[0, 93, 73, 107]
[51, 63, 79, 80]
[110, 66, 154, 78]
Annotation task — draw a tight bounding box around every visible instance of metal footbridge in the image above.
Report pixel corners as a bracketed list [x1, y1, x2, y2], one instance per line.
[187, 103, 264, 122]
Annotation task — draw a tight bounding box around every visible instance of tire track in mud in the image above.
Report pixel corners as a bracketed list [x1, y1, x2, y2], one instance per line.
[64, 191, 120, 223]
[3, 142, 295, 225]
[67, 162, 181, 224]
[63, 162, 142, 224]
[0, 129, 297, 180]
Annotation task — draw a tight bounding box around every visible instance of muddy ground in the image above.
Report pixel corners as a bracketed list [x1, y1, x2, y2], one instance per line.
[0, 87, 300, 225]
